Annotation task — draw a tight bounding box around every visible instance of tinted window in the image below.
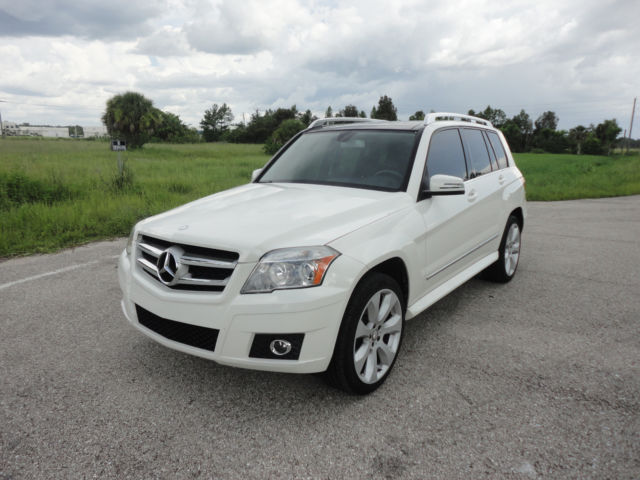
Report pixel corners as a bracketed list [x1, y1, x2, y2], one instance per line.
[487, 131, 508, 169]
[461, 128, 492, 178]
[426, 128, 468, 181]
[260, 129, 418, 191]
[483, 131, 498, 171]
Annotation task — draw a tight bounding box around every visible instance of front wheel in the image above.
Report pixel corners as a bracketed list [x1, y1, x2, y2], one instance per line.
[484, 215, 521, 283]
[326, 273, 404, 394]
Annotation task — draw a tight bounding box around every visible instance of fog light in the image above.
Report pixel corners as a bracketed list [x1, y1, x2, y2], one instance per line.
[249, 334, 304, 360]
[269, 339, 292, 356]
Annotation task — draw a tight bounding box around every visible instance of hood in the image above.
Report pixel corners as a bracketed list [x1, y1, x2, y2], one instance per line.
[137, 183, 411, 262]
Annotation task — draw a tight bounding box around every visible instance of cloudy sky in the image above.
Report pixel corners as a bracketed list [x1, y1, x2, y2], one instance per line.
[0, 0, 638, 132]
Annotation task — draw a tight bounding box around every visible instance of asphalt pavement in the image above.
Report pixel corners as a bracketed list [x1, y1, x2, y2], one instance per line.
[1, 196, 639, 479]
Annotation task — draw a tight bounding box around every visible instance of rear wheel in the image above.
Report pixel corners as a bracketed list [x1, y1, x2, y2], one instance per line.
[326, 273, 404, 394]
[484, 215, 521, 283]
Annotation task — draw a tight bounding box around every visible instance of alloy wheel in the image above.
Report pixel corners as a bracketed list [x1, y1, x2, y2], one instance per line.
[504, 223, 521, 277]
[352, 289, 403, 384]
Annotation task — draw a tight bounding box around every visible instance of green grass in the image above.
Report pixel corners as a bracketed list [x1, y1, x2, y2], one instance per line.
[514, 152, 640, 201]
[0, 137, 269, 257]
[1, 137, 639, 257]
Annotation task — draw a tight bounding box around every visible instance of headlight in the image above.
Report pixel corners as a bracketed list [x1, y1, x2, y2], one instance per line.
[241, 246, 340, 293]
[125, 227, 136, 255]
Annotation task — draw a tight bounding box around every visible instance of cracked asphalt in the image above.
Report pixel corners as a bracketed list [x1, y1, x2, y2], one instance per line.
[1, 196, 639, 479]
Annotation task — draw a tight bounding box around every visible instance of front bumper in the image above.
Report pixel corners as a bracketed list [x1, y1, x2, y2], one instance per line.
[118, 250, 360, 373]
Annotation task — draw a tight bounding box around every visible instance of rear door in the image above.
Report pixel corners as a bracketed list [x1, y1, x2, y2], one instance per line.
[459, 128, 503, 255]
[484, 130, 512, 224]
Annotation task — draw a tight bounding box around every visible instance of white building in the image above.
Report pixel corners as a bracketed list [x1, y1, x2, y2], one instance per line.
[20, 126, 69, 138]
[1, 122, 107, 138]
[1, 121, 20, 135]
[83, 126, 108, 137]
[1, 122, 68, 137]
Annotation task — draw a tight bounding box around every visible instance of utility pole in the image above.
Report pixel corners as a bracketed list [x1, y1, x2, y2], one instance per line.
[0, 99, 5, 137]
[628, 97, 636, 154]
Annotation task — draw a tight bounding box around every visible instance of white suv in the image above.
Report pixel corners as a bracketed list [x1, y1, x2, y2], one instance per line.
[118, 112, 526, 394]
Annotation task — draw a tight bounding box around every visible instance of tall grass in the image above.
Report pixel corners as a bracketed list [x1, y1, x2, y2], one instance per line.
[0, 138, 269, 256]
[514, 152, 640, 201]
[1, 138, 639, 256]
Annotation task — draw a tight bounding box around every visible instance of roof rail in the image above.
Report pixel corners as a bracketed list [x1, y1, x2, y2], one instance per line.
[424, 112, 492, 127]
[307, 117, 387, 129]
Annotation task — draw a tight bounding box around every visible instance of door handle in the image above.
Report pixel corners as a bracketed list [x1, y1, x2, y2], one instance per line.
[467, 189, 477, 201]
[498, 174, 505, 185]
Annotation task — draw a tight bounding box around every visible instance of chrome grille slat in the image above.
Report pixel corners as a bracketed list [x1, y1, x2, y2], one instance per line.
[138, 242, 163, 258]
[135, 235, 239, 292]
[179, 276, 229, 287]
[137, 257, 159, 275]
[180, 255, 237, 269]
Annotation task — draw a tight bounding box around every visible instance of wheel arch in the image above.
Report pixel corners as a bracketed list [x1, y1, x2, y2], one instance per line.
[357, 257, 410, 310]
[510, 207, 524, 232]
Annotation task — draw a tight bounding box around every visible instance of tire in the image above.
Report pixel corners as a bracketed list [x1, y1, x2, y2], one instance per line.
[484, 215, 521, 283]
[326, 273, 405, 394]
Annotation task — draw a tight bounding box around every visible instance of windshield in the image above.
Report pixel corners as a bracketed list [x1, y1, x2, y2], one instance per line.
[259, 129, 419, 191]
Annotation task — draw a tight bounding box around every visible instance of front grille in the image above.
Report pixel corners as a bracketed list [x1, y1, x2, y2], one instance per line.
[135, 305, 219, 352]
[135, 234, 239, 292]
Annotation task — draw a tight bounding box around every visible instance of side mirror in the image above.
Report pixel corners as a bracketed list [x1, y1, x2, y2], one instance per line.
[251, 168, 263, 182]
[420, 174, 465, 199]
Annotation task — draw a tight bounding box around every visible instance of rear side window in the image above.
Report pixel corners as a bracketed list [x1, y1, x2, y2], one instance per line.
[426, 128, 468, 181]
[483, 131, 498, 171]
[461, 128, 492, 178]
[487, 131, 509, 169]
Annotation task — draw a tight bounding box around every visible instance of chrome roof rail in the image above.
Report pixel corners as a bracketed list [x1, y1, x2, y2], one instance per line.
[307, 117, 387, 129]
[424, 112, 493, 127]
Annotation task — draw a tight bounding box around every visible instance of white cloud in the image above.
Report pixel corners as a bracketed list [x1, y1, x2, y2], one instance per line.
[0, 0, 166, 39]
[132, 27, 192, 57]
[0, 0, 638, 130]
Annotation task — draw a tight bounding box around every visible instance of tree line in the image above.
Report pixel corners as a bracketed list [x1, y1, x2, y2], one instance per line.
[200, 95, 401, 153]
[467, 106, 621, 156]
[102, 91, 624, 155]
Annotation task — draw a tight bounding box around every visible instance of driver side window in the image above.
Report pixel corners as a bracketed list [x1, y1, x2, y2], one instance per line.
[425, 128, 468, 184]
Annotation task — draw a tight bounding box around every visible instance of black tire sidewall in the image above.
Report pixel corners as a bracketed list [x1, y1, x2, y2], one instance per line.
[333, 273, 405, 394]
[498, 215, 521, 281]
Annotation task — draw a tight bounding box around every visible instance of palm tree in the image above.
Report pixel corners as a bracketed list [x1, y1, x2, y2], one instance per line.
[102, 92, 162, 149]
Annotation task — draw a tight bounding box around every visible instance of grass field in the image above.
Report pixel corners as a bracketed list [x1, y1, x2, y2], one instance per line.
[0, 138, 269, 256]
[515, 152, 640, 201]
[1, 137, 639, 257]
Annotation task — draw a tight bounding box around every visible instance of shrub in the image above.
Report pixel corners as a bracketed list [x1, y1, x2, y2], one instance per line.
[263, 119, 306, 155]
[0, 172, 73, 209]
[110, 155, 135, 192]
[582, 135, 603, 155]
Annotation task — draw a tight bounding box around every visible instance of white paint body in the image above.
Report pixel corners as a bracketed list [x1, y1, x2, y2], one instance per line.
[118, 119, 526, 373]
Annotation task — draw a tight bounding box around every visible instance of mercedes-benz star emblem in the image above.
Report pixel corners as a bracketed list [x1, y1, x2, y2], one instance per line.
[156, 246, 185, 286]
